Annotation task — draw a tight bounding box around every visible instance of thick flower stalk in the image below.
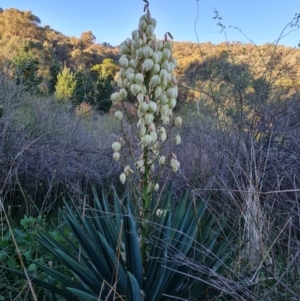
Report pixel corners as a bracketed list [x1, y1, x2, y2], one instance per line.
[111, 0, 181, 264]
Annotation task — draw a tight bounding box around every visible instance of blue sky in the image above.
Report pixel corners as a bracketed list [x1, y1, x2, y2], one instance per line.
[1, 0, 299, 47]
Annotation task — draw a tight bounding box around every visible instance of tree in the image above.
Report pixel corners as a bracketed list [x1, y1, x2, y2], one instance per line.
[12, 44, 41, 91]
[80, 31, 95, 47]
[48, 59, 61, 93]
[90, 59, 117, 112]
[0, 8, 44, 40]
[54, 66, 76, 101]
[91, 58, 118, 80]
[94, 76, 113, 113]
[73, 69, 95, 105]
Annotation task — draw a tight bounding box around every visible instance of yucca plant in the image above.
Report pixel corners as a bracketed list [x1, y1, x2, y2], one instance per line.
[5, 185, 237, 300]
[3, 2, 239, 300]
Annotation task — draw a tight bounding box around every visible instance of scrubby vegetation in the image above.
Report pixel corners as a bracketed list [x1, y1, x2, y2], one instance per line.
[1, 2, 300, 301]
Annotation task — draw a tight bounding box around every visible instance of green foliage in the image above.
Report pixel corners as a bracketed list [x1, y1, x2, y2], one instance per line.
[55, 66, 77, 101]
[48, 59, 61, 93]
[90, 59, 117, 112]
[72, 68, 113, 113]
[11, 44, 41, 91]
[6, 186, 237, 300]
[91, 58, 118, 80]
[0, 215, 71, 300]
[94, 75, 113, 113]
[73, 69, 95, 105]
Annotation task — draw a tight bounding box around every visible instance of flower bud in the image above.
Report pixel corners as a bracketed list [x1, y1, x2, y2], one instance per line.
[161, 104, 169, 116]
[114, 111, 123, 121]
[146, 24, 155, 36]
[130, 84, 141, 95]
[124, 165, 134, 175]
[161, 114, 170, 124]
[137, 112, 145, 122]
[150, 131, 157, 142]
[162, 48, 171, 60]
[117, 78, 124, 88]
[168, 98, 176, 109]
[148, 122, 156, 132]
[119, 55, 129, 68]
[148, 101, 157, 113]
[164, 40, 172, 51]
[151, 33, 157, 41]
[142, 58, 154, 71]
[133, 39, 143, 49]
[140, 126, 147, 136]
[160, 79, 167, 90]
[126, 39, 133, 48]
[125, 67, 135, 76]
[160, 131, 167, 141]
[161, 61, 171, 72]
[156, 40, 164, 50]
[111, 92, 121, 103]
[159, 126, 166, 133]
[136, 48, 144, 59]
[150, 18, 157, 28]
[136, 159, 145, 169]
[159, 156, 166, 165]
[149, 75, 161, 88]
[140, 84, 147, 95]
[175, 135, 181, 145]
[123, 78, 129, 87]
[157, 50, 163, 62]
[120, 173, 126, 184]
[132, 30, 140, 40]
[154, 86, 162, 99]
[112, 141, 121, 152]
[153, 183, 159, 191]
[119, 68, 126, 78]
[174, 116, 182, 127]
[156, 209, 164, 217]
[119, 88, 127, 99]
[167, 87, 177, 99]
[139, 101, 149, 113]
[145, 113, 154, 124]
[120, 44, 129, 54]
[151, 52, 161, 64]
[129, 58, 138, 69]
[170, 158, 180, 172]
[152, 63, 160, 74]
[135, 73, 144, 84]
[141, 134, 152, 146]
[159, 69, 168, 81]
[141, 31, 147, 44]
[139, 19, 148, 31]
[127, 73, 135, 83]
[137, 93, 144, 104]
[113, 152, 120, 161]
[143, 45, 154, 58]
[160, 92, 168, 104]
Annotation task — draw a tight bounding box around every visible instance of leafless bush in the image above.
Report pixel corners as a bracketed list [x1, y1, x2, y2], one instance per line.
[0, 79, 122, 216]
[174, 93, 300, 299]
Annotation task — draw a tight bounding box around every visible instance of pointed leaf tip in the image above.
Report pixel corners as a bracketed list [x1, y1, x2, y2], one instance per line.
[167, 32, 174, 39]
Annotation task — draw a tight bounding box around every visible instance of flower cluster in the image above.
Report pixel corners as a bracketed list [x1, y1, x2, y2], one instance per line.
[111, 1, 181, 188]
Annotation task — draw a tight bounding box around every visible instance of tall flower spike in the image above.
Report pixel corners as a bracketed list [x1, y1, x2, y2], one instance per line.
[112, 0, 180, 221]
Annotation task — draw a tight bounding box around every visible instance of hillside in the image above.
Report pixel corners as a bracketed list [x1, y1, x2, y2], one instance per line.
[0, 7, 300, 106]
